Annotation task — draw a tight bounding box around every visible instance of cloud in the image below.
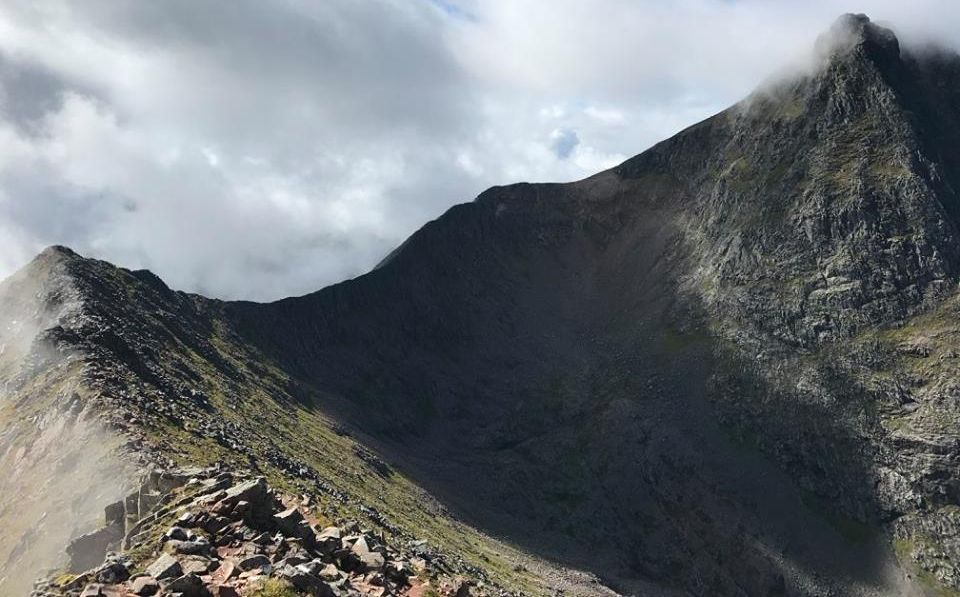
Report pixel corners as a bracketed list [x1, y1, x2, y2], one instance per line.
[550, 129, 580, 160]
[0, 1, 958, 300]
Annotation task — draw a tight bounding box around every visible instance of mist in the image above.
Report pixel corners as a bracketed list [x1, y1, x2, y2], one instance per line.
[0, 252, 136, 595]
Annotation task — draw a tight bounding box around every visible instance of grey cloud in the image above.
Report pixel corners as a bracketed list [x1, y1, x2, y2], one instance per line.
[0, 1, 959, 300]
[550, 129, 579, 160]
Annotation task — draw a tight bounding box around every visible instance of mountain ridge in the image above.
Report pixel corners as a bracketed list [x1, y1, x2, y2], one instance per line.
[5, 13, 960, 597]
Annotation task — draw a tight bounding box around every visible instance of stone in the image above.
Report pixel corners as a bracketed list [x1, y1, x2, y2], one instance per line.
[95, 561, 129, 584]
[351, 536, 385, 572]
[176, 512, 197, 527]
[145, 553, 182, 580]
[68, 525, 124, 572]
[295, 560, 324, 576]
[221, 478, 268, 508]
[165, 572, 208, 596]
[210, 559, 237, 583]
[278, 565, 334, 597]
[318, 563, 341, 582]
[237, 554, 272, 573]
[166, 537, 211, 555]
[165, 526, 191, 541]
[314, 529, 342, 556]
[273, 507, 305, 536]
[79, 584, 124, 597]
[131, 576, 160, 596]
[385, 561, 411, 583]
[104, 501, 125, 527]
[179, 555, 217, 575]
[208, 585, 240, 597]
[278, 553, 310, 568]
[316, 526, 342, 540]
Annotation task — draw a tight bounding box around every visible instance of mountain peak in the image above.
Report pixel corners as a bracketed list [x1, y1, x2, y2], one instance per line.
[814, 13, 900, 65]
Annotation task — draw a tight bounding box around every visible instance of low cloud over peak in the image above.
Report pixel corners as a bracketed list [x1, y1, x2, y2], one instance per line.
[0, 1, 958, 300]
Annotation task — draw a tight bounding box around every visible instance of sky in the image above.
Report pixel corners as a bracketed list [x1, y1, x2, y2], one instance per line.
[0, 1, 959, 301]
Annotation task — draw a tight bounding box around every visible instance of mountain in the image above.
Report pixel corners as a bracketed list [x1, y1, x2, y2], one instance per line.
[4, 13, 960, 597]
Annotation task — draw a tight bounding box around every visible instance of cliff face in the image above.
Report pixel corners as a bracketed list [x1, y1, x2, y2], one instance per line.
[5, 13, 960, 597]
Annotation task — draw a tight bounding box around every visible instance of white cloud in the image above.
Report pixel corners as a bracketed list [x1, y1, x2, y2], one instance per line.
[0, 1, 958, 299]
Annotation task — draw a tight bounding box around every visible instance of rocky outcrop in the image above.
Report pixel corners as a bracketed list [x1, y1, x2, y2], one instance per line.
[35, 468, 492, 597]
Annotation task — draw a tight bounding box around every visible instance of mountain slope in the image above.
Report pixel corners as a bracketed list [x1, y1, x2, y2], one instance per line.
[4, 12, 960, 597]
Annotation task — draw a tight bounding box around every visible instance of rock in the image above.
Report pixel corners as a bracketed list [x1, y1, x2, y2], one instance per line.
[68, 525, 124, 572]
[334, 548, 362, 572]
[165, 526, 191, 541]
[179, 555, 217, 575]
[165, 537, 211, 555]
[220, 478, 268, 509]
[273, 507, 305, 535]
[314, 527, 342, 555]
[130, 576, 160, 596]
[94, 561, 129, 584]
[145, 553, 182, 580]
[317, 526, 342, 540]
[79, 584, 124, 597]
[165, 572, 208, 597]
[104, 502, 125, 527]
[295, 560, 324, 576]
[351, 536, 385, 572]
[237, 554, 272, 573]
[176, 512, 197, 527]
[318, 563, 342, 582]
[278, 553, 311, 568]
[209, 560, 237, 583]
[278, 565, 334, 597]
[386, 561, 411, 584]
[207, 585, 240, 597]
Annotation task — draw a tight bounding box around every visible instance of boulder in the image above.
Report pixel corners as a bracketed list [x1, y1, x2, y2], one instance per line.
[220, 478, 268, 509]
[94, 561, 129, 584]
[318, 563, 342, 582]
[273, 507, 305, 535]
[165, 572, 208, 597]
[79, 584, 124, 597]
[209, 559, 237, 583]
[207, 584, 240, 597]
[314, 527, 342, 556]
[131, 576, 160, 596]
[165, 526, 191, 541]
[351, 536, 385, 572]
[179, 555, 217, 575]
[237, 554, 272, 573]
[145, 553, 182, 580]
[68, 525, 124, 572]
[104, 501, 125, 527]
[165, 537, 211, 555]
[278, 565, 334, 597]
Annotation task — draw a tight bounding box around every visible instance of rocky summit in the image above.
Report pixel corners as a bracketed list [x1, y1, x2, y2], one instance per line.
[5, 12, 960, 597]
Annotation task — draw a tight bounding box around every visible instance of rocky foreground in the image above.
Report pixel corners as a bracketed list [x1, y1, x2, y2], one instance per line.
[34, 467, 493, 597]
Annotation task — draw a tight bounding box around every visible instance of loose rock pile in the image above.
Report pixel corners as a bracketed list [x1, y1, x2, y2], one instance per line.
[34, 468, 474, 597]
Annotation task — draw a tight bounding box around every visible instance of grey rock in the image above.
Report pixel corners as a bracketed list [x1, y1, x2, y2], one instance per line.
[131, 576, 160, 596]
[236, 554, 272, 573]
[145, 553, 182, 580]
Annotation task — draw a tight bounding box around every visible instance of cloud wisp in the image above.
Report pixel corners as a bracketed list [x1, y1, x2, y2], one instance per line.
[0, 1, 958, 300]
